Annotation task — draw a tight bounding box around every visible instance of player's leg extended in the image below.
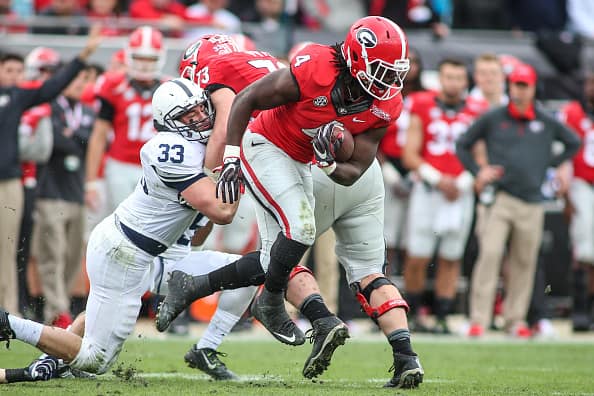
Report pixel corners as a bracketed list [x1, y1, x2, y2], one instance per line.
[241, 131, 314, 345]
[155, 250, 264, 331]
[285, 267, 349, 379]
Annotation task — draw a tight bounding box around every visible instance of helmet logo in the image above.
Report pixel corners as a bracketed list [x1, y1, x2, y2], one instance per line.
[183, 41, 202, 60]
[356, 28, 377, 48]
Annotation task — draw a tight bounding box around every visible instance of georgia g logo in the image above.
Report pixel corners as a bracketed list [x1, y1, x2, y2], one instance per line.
[183, 41, 202, 60]
[356, 28, 378, 48]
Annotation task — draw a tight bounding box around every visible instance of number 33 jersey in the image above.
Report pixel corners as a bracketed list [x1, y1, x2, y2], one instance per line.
[115, 132, 207, 248]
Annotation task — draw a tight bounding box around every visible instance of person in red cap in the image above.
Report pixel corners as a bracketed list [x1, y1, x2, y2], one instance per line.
[456, 62, 581, 338]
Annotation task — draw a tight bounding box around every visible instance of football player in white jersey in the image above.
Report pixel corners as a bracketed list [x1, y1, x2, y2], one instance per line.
[0, 78, 239, 376]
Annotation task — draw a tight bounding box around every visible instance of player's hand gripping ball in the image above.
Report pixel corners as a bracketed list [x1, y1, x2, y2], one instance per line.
[312, 121, 354, 167]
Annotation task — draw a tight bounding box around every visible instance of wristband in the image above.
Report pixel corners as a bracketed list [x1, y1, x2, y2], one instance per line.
[455, 171, 474, 193]
[223, 145, 240, 160]
[418, 163, 442, 186]
[85, 180, 100, 191]
[320, 162, 337, 175]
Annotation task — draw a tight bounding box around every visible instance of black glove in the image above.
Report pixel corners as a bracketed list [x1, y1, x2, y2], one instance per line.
[216, 156, 242, 204]
[312, 121, 344, 168]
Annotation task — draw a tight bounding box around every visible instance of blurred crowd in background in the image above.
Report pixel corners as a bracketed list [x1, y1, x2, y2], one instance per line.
[1, 0, 594, 340]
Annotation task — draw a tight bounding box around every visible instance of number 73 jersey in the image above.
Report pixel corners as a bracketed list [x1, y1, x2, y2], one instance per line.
[95, 71, 168, 165]
[115, 132, 207, 248]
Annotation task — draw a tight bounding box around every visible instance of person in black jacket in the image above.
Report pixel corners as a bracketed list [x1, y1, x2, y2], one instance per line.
[0, 26, 101, 316]
[34, 66, 95, 328]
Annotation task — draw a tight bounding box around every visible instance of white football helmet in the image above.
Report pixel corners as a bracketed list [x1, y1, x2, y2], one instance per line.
[126, 26, 166, 81]
[152, 78, 215, 143]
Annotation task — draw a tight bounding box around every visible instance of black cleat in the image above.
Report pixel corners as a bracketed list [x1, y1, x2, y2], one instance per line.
[432, 319, 452, 335]
[251, 288, 305, 346]
[384, 353, 424, 389]
[184, 346, 239, 381]
[302, 316, 350, 379]
[0, 308, 15, 349]
[156, 271, 210, 332]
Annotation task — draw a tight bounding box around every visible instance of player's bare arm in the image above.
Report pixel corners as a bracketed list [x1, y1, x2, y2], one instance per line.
[329, 127, 386, 186]
[181, 177, 238, 225]
[203, 87, 235, 170]
[226, 68, 300, 146]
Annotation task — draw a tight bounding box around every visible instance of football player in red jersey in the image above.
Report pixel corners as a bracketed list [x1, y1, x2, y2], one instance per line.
[559, 71, 594, 332]
[85, 26, 167, 213]
[402, 58, 489, 334]
[212, 16, 421, 384]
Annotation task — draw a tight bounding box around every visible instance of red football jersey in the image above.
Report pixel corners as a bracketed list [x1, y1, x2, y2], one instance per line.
[379, 96, 415, 159]
[95, 71, 163, 165]
[411, 91, 488, 177]
[559, 101, 594, 183]
[249, 44, 403, 164]
[197, 51, 283, 118]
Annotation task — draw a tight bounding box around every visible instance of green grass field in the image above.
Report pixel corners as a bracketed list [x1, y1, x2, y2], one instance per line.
[2, 337, 594, 395]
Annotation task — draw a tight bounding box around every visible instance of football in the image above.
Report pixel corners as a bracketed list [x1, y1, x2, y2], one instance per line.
[333, 124, 355, 162]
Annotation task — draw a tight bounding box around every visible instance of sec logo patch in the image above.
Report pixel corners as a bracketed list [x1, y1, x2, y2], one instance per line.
[313, 96, 328, 107]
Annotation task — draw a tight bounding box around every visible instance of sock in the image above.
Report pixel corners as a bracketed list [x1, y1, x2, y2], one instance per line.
[573, 268, 588, 313]
[264, 234, 309, 293]
[387, 328, 415, 356]
[7, 314, 43, 346]
[70, 296, 87, 318]
[5, 368, 30, 383]
[196, 309, 241, 351]
[300, 293, 333, 324]
[434, 297, 454, 321]
[406, 292, 422, 316]
[207, 252, 265, 291]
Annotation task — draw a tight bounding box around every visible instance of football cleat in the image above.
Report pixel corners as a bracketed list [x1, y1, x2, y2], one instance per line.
[250, 288, 305, 346]
[184, 346, 239, 381]
[302, 316, 350, 379]
[155, 271, 210, 332]
[384, 353, 424, 388]
[0, 308, 15, 348]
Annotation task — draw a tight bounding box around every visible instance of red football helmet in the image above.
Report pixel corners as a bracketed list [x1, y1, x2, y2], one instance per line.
[230, 34, 257, 51]
[179, 34, 240, 83]
[24, 47, 61, 81]
[126, 26, 165, 81]
[341, 16, 410, 100]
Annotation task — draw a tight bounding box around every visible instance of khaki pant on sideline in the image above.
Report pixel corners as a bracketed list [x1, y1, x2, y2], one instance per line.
[33, 199, 85, 322]
[470, 191, 544, 330]
[0, 178, 23, 314]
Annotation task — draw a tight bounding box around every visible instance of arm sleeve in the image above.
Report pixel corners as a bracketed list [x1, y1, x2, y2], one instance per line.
[18, 57, 86, 110]
[550, 120, 582, 167]
[455, 114, 490, 175]
[97, 98, 115, 121]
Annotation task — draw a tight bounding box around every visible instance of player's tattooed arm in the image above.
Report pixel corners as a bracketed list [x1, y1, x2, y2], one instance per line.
[329, 127, 386, 186]
[226, 68, 300, 146]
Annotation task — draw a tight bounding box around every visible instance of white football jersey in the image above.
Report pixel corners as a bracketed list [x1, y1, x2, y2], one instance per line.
[161, 212, 209, 261]
[115, 131, 207, 248]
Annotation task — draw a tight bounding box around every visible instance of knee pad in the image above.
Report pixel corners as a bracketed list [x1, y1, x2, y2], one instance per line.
[270, 232, 310, 273]
[70, 337, 108, 374]
[350, 277, 409, 324]
[289, 265, 313, 281]
[236, 251, 266, 286]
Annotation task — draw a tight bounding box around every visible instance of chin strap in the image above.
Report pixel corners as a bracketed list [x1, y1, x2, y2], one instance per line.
[351, 277, 409, 324]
